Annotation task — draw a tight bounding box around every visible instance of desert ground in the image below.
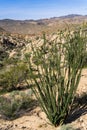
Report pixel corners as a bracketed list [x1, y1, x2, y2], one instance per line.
[0, 69, 87, 130]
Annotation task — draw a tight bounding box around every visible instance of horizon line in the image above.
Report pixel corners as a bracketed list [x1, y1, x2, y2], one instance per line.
[0, 14, 86, 21]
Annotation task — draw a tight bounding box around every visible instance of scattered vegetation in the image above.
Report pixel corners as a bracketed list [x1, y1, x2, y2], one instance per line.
[0, 28, 87, 128]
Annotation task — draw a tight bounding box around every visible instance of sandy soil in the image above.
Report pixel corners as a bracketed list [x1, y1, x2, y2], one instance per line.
[0, 69, 87, 130]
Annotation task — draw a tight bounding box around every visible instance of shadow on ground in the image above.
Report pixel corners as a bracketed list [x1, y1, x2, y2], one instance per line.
[65, 93, 87, 123]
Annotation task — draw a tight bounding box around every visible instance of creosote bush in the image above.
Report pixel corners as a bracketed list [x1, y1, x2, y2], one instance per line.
[25, 30, 87, 126]
[0, 63, 29, 92]
[0, 90, 33, 120]
[0, 94, 21, 119]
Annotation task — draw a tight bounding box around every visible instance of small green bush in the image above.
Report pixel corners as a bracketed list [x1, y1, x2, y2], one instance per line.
[0, 95, 21, 119]
[26, 30, 87, 126]
[0, 47, 9, 69]
[0, 63, 28, 92]
[20, 90, 33, 109]
[0, 90, 33, 120]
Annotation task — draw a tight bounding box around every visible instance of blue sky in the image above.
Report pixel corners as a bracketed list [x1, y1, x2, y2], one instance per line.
[0, 0, 87, 20]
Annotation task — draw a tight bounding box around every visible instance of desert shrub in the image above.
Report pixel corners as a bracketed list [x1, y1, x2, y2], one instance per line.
[0, 47, 9, 69]
[0, 90, 33, 119]
[0, 63, 29, 92]
[26, 30, 87, 126]
[0, 95, 21, 119]
[19, 90, 33, 109]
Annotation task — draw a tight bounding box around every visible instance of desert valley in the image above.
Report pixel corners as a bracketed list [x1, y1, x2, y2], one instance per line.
[0, 14, 87, 130]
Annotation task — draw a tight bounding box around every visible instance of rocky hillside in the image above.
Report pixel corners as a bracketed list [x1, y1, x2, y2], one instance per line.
[0, 14, 87, 34]
[0, 27, 6, 34]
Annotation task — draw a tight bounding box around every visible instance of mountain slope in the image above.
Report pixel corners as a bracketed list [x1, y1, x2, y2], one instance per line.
[0, 27, 6, 33]
[0, 14, 87, 34]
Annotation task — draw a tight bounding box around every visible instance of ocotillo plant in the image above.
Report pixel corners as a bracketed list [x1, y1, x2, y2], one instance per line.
[26, 29, 86, 126]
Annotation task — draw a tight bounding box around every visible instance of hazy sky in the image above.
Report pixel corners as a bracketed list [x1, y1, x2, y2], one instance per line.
[0, 0, 87, 20]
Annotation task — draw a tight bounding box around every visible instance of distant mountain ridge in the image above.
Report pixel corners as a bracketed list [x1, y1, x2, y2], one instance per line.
[0, 14, 87, 34]
[58, 14, 82, 19]
[0, 14, 84, 21]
